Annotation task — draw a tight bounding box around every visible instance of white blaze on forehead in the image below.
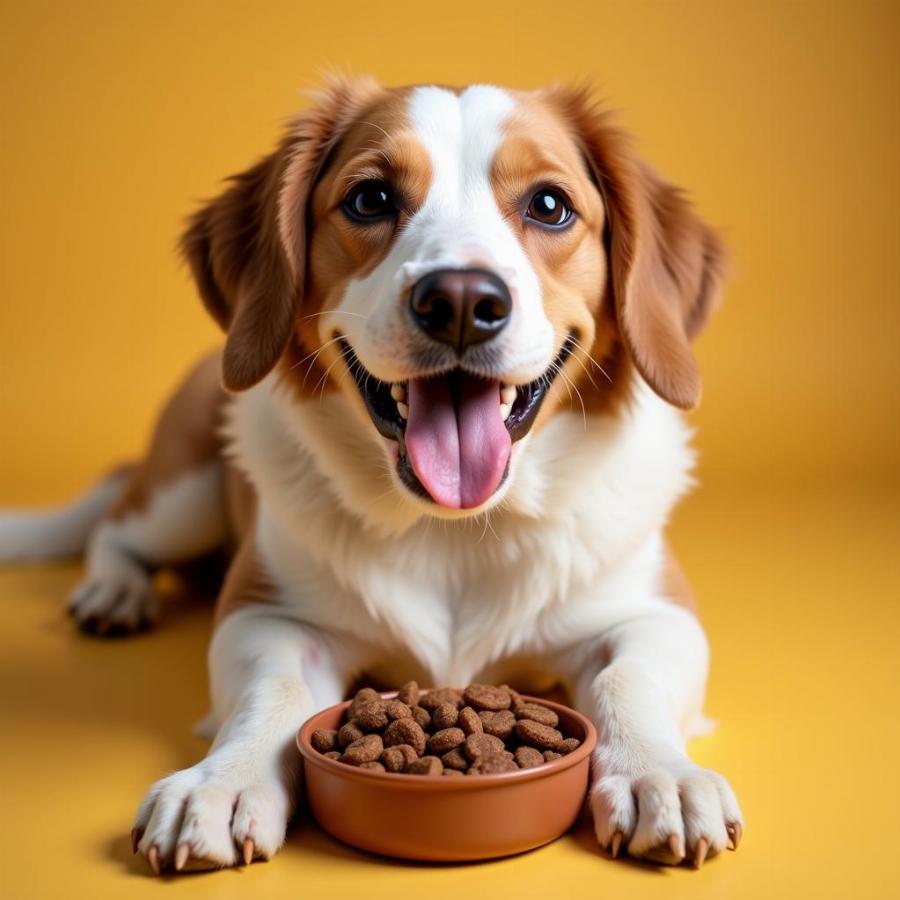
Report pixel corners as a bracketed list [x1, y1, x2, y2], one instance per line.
[331, 83, 555, 385]
[401, 85, 528, 286]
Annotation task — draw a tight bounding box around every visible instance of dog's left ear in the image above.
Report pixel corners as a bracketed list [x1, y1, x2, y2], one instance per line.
[180, 74, 381, 392]
[549, 87, 727, 409]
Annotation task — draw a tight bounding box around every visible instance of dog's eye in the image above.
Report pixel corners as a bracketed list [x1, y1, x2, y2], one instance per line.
[526, 189, 572, 228]
[344, 180, 396, 221]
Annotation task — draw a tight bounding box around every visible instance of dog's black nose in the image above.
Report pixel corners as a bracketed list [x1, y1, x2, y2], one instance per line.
[408, 268, 512, 353]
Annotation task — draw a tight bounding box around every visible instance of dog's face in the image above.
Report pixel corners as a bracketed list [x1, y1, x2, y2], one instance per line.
[182, 77, 724, 516]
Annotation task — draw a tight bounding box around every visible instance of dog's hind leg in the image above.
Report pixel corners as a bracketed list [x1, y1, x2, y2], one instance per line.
[68, 352, 230, 635]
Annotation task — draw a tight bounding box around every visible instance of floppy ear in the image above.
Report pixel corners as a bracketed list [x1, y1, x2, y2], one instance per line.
[180, 75, 381, 391]
[551, 88, 726, 409]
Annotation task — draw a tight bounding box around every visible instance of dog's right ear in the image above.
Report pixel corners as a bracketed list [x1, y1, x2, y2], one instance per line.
[180, 75, 381, 392]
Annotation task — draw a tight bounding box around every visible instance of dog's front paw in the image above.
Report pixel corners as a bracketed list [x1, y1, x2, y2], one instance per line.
[132, 759, 293, 873]
[591, 757, 743, 867]
[67, 568, 158, 635]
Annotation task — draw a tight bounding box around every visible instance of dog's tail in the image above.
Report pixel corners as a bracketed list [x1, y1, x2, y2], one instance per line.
[0, 466, 133, 563]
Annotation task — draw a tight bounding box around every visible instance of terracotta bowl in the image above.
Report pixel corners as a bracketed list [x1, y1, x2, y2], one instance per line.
[297, 692, 597, 861]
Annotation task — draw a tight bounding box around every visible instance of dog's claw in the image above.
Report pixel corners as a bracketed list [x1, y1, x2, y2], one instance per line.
[610, 831, 623, 859]
[174, 843, 190, 872]
[131, 828, 142, 855]
[669, 833, 684, 861]
[693, 837, 709, 869]
[726, 821, 742, 850]
[242, 838, 255, 866]
[147, 844, 161, 875]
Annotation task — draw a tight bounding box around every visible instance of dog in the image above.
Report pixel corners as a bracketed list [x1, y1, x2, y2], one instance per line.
[0, 75, 743, 872]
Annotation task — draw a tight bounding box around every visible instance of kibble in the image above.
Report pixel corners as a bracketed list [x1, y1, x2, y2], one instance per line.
[338, 720, 365, 748]
[479, 709, 516, 739]
[464, 732, 505, 761]
[514, 746, 544, 769]
[342, 733, 384, 765]
[428, 727, 466, 754]
[383, 717, 427, 754]
[407, 755, 443, 776]
[384, 699, 412, 721]
[311, 683, 583, 777]
[311, 728, 339, 753]
[419, 688, 463, 711]
[457, 706, 483, 735]
[463, 684, 512, 711]
[515, 703, 559, 728]
[441, 747, 469, 771]
[397, 681, 420, 706]
[515, 719, 563, 750]
[356, 700, 389, 732]
[431, 702, 459, 730]
[348, 687, 381, 719]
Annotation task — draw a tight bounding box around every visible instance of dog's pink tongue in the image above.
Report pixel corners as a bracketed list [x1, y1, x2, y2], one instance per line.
[406, 375, 511, 509]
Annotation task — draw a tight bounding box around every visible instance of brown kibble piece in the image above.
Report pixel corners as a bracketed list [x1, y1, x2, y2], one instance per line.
[411, 706, 432, 730]
[397, 680, 419, 706]
[359, 760, 385, 772]
[383, 717, 427, 754]
[463, 684, 512, 711]
[381, 744, 418, 772]
[311, 728, 339, 753]
[515, 719, 562, 750]
[323, 750, 341, 760]
[342, 733, 384, 765]
[500, 684, 525, 710]
[558, 737, 581, 754]
[515, 703, 559, 728]
[457, 706, 483, 735]
[428, 727, 466, 755]
[407, 755, 443, 776]
[384, 699, 412, 721]
[442, 767, 464, 776]
[514, 746, 544, 769]
[348, 687, 381, 719]
[441, 747, 469, 771]
[468, 752, 518, 775]
[463, 732, 505, 761]
[338, 720, 365, 748]
[356, 701, 389, 732]
[431, 702, 459, 730]
[543, 750, 562, 762]
[419, 688, 463, 711]
[479, 709, 516, 739]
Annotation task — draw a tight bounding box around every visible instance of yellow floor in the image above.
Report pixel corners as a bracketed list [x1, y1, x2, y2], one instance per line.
[2, 481, 898, 900]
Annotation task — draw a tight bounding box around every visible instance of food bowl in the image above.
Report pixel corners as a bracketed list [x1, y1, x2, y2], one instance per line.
[296, 692, 597, 861]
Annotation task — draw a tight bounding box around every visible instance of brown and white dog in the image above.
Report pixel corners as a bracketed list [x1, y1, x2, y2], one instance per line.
[0, 76, 742, 872]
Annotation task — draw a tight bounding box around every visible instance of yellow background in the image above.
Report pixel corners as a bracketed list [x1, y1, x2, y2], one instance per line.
[1, 1, 898, 899]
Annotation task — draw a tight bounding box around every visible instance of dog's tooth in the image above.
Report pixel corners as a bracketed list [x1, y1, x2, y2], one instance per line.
[500, 403, 511, 420]
[397, 402, 409, 419]
[390, 383, 406, 402]
[500, 385, 517, 405]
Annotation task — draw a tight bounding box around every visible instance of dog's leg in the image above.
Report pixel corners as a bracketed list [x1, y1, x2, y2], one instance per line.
[133, 602, 344, 873]
[68, 463, 226, 633]
[575, 605, 743, 867]
[68, 352, 228, 634]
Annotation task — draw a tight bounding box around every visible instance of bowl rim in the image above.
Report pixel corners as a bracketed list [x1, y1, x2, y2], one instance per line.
[297, 690, 597, 789]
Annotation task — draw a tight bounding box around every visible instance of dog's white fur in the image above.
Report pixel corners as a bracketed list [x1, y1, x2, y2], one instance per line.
[1, 83, 743, 870]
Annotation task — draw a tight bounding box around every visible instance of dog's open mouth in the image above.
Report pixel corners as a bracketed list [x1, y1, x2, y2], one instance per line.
[338, 336, 574, 509]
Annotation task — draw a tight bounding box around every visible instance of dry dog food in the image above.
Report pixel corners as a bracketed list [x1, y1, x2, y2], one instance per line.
[311, 682, 581, 776]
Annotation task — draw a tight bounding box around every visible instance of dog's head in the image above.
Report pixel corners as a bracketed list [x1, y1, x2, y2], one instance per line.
[182, 76, 724, 515]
